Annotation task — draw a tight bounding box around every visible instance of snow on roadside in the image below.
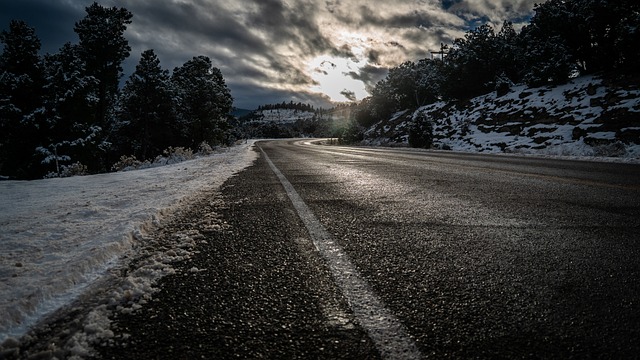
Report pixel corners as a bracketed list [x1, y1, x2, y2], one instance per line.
[362, 74, 640, 162]
[0, 141, 258, 344]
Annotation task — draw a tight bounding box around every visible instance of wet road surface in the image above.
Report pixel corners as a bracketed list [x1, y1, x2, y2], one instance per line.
[97, 139, 640, 359]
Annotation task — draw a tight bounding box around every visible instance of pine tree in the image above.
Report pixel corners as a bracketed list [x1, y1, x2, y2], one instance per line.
[383, 61, 420, 109]
[0, 20, 45, 178]
[519, 1, 576, 86]
[74, 2, 132, 170]
[74, 2, 132, 126]
[117, 49, 175, 160]
[613, 0, 640, 72]
[442, 24, 500, 99]
[414, 58, 445, 105]
[495, 21, 522, 85]
[38, 42, 101, 176]
[408, 112, 433, 149]
[171, 56, 233, 147]
[577, 0, 640, 73]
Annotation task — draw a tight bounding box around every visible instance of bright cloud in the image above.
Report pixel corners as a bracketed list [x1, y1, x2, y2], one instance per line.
[309, 54, 369, 102]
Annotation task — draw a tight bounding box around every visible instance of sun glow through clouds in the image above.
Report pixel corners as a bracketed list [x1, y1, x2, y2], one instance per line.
[308, 31, 372, 103]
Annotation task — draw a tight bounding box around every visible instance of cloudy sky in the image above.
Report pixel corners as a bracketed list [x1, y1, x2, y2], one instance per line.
[1, 0, 537, 109]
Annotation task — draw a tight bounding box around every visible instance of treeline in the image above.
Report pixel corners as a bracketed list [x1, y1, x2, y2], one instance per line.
[355, 0, 640, 128]
[0, 2, 232, 179]
[256, 101, 317, 112]
[234, 117, 337, 140]
[235, 101, 335, 139]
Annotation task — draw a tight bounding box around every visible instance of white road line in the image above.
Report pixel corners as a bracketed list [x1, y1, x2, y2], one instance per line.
[259, 145, 423, 360]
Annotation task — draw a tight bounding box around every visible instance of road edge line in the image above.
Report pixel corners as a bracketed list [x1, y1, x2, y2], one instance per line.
[258, 144, 423, 360]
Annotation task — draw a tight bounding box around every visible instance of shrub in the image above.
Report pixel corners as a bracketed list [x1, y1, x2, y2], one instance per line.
[111, 155, 142, 172]
[408, 112, 433, 149]
[197, 141, 215, 156]
[45, 162, 89, 178]
[339, 120, 365, 144]
[154, 147, 194, 165]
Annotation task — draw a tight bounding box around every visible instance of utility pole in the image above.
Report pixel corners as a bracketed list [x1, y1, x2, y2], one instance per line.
[430, 42, 448, 62]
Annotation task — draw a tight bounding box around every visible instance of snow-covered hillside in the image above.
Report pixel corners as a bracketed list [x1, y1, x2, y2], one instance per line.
[247, 108, 317, 124]
[0, 142, 258, 344]
[363, 75, 640, 160]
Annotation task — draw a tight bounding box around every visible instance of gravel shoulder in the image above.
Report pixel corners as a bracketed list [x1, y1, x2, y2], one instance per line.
[92, 154, 379, 359]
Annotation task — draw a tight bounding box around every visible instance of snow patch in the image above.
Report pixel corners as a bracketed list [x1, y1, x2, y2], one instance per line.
[362, 75, 640, 162]
[0, 141, 258, 343]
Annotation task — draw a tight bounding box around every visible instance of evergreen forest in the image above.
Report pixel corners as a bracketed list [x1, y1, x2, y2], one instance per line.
[0, 3, 232, 179]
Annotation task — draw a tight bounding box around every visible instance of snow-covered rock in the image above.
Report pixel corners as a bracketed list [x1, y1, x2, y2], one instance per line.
[362, 75, 640, 160]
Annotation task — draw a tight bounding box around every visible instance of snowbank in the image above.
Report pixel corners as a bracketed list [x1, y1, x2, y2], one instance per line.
[0, 142, 258, 342]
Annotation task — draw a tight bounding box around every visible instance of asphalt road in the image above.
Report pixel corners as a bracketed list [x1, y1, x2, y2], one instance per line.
[95, 139, 640, 359]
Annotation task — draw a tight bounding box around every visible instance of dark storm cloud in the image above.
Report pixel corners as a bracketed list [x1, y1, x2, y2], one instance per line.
[2, 0, 536, 109]
[247, 0, 334, 56]
[358, 5, 437, 29]
[366, 49, 380, 64]
[441, 0, 537, 28]
[121, 0, 270, 68]
[332, 44, 357, 60]
[340, 89, 356, 102]
[231, 80, 334, 109]
[121, 0, 337, 107]
[345, 64, 388, 92]
[0, 0, 85, 54]
[109, 2, 277, 103]
[131, 2, 267, 52]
